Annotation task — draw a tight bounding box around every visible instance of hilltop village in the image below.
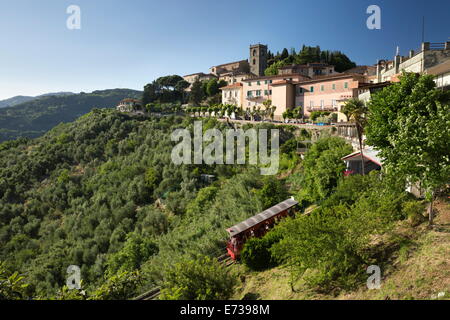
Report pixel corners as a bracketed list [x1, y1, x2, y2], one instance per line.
[181, 42, 450, 121]
[117, 41, 449, 125]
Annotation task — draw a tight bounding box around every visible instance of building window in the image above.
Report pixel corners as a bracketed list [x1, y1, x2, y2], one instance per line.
[264, 80, 268, 84]
[321, 85, 324, 91]
[256, 90, 261, 96]
[253, 59, 256, 65]
[247, 91, 253, 97]
[249, 82, 252, 86]
[310, 86, 314, 92]
[332, 99, 336, 106]
[344, 82, 348, 89]
[269, 80, 273, 84]
[257, 81, 261, 85]
[269, 90, 272, 95]
[264, 90, 268, 96]
[332, 83, 336, 90]
[310, 101, 314, 108]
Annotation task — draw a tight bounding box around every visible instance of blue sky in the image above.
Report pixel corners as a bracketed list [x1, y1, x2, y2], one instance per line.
[0, 0, 449, 100]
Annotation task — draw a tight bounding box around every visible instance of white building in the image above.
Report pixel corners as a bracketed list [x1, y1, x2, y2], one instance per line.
[376, 41, 450, 89]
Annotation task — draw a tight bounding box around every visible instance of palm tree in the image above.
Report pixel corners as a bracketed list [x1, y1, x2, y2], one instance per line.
[341, 98, 368, 175]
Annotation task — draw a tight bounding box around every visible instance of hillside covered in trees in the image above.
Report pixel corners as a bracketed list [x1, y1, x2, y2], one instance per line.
[0, 109, 296, 298]
[0, 89, 141, 142]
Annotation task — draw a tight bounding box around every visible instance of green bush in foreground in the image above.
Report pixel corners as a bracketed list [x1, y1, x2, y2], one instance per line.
[270, 174, 409, 293]
[160, 256, 236, 300]
[241, 231, 283, 271]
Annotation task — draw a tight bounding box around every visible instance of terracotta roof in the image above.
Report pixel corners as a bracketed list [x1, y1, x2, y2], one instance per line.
[183, 72, 206, 77]
[243, 73, 310, 82]
[278, 63, 334, 70]
[291, 73, 365, 85]
[270, 80, 295, 86]
[119, 98, 141, 103]
[211, 59, 248, 69]
[220, 83, 243, 90]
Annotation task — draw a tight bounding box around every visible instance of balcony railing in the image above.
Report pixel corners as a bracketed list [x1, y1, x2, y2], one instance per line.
[307, 106, 338, 112]
[247, 95, 263, 100]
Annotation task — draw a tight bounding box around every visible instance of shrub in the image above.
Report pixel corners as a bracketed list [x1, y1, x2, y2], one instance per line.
[301, 137, 353, 202]
[241, 231, 283, 271]
[90, 270, 142, 300]
[160, 256, 236, 300]
[402, 201, 426, 227]
[271, 176, 407, 293]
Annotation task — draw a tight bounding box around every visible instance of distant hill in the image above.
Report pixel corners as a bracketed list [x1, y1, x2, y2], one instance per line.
[0, 92, 75, 109]
[0, 96, 35, 108]
[0, 88, 142, 142]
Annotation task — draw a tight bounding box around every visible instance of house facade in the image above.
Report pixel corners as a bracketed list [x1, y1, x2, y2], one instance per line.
[183, 72, 217, 91]
[221, 83, 244, 107]
[278, 62, 336, 77]
[116, 99, 143, 113]
[221, 73, 371, 121]
[376, 41, 450, 89]
[210, 60, 250, 76]
[241, 74, 309, 111]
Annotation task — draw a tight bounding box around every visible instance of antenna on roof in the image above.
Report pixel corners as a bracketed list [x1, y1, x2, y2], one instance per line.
[422, 16, 425, 42]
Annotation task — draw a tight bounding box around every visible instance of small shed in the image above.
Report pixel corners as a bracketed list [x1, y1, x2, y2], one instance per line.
[341, 148, 382, 176]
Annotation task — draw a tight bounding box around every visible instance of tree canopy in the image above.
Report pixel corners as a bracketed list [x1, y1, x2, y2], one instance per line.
[366, 73, 450, 195]
[265, 45, 356, 75]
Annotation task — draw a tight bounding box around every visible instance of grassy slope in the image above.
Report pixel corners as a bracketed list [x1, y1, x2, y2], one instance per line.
[231, 198, 450, 300]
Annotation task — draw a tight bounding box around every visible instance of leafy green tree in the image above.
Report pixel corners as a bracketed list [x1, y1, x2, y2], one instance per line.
[90, 270, 142, 300]
[280, 48, 289, 60]
[366, 72, 450, 224]
[142, 82, 158, 106]
[256, 176, 288, 209]
[264, 45, 356, 75]
[292, 106, 303, 122]
[107, 233, 158, 275]
[282, 109, 293, 121]
[160, 256, 236, 300]
[217, 79, 228, 88]
[189, 79, 205, 106]
[206, 79, 219, 96]
[241, 231, 282, 270]
[301, 137, 353, 201]
[341, 98, 368, 175]
[0, 261, 30, 300]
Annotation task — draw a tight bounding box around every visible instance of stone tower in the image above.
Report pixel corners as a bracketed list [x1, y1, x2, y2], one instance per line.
[249, 44, 268, 76]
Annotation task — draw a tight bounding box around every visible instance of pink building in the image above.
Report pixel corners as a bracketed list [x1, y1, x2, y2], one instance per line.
[241, 73, 309, 110]
[271, 73, 368, 120]
[296, 74, 366, 117]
